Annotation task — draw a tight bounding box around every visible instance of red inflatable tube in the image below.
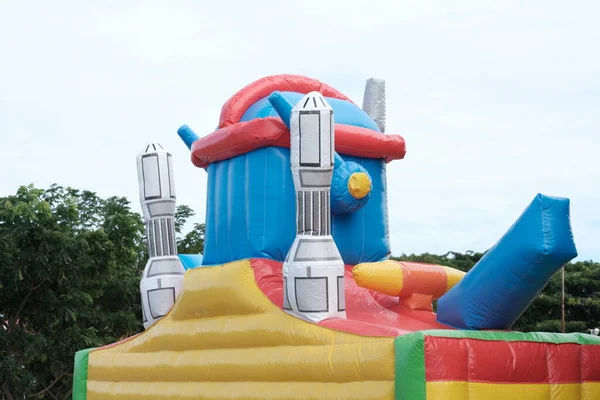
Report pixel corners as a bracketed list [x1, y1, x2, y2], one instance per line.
[397, 262, 448, 299]
[191, 117, 407, 168]
[190, 118, 288, 168]
[219, 74, 353, 128]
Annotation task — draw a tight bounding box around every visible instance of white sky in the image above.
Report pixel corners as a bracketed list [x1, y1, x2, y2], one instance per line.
[1, 1, 598, 260]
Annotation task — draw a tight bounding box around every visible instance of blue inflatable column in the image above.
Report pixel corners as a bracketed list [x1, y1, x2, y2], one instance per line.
[177, 125, 200, 150]
[437, 193, 578, 330]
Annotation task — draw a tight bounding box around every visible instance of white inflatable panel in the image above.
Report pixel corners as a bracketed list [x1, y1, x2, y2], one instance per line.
[136, 143, 185, 330]
[282, 92, 346, 323]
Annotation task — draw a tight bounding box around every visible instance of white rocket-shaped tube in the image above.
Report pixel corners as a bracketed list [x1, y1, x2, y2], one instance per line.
[136, 143, 185, 330]
[282, 92, 347, 323]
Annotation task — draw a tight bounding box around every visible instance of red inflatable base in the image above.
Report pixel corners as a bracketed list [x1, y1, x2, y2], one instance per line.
[250, 258, 452, 336]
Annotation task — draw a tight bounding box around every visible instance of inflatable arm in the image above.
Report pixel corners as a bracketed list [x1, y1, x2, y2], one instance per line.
[436, 193, 578, 330]
[268, 91, 372, 214]
[352, 260, 466, 312]
[177, 125, 199, 150]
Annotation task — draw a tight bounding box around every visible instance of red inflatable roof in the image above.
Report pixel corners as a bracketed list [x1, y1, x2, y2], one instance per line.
[191, 74, 407, 168]
[218, 74, 354, 128]
[191, 117, 406, 168]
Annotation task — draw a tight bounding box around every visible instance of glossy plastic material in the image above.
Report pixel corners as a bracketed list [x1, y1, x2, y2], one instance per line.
[202, 149, 390, 265]
[73, 348, 91, 400]
[331, 161, 372, 214]
[176, 124, 199, 150]
[252, 258, 452, 336]
[219, 74, 353, 128]
[189, 118, 406, 169]
[394, 330, 600, 400]
[362, 78, 386, 133]
[348, 172, 371, 199]
[352, 260, 465, 311]
[280, 91, 346, 323]
[74, 73, 597, 400]
[189, 76, 407, 169]
[75, 260, 395, 400]
[265, 90, 293, 127]
[246, 90, 381, 131]
[188, 76, 404, 265]
[268, 90, 372, 216]
[136, 143, 185, 330]
[73, 259, 600, 400]
[437, 194, 578, 330]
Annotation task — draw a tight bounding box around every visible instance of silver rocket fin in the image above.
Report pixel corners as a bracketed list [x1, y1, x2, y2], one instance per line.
[362, 78, 386, 133]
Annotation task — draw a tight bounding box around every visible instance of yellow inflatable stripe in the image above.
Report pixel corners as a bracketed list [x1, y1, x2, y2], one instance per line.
[426, 381, 600, 400]
[87, 380, 394, 400]
[89, 343, 394, 382]
[87, 260, 395, 399]
[118, 313, 387, 354]
[103, 260, 383, 355]
[169, 261, 269, 320]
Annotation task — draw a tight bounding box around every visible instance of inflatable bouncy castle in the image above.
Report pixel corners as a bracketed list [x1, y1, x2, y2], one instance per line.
[73, 75, 600, 399]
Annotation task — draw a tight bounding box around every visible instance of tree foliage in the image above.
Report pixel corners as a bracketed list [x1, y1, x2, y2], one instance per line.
[0, 185, 205, 399]
[174, 205, 205, 255]
[0, 185, 146, 399]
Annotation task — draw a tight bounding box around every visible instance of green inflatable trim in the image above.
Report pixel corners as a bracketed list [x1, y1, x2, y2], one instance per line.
[72, 348, 93, 400]
[394, 332, 426, 400]
[393, 330, 600, 400]
[415, 329, 600, 344]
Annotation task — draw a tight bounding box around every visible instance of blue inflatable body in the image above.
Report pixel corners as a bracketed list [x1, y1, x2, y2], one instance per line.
[241, 91, 381, 132]
[436, 193, 578, 330]
[201, 147, 390, 266]
[178, 254, 204, 270]
[199, 89, 391, 266]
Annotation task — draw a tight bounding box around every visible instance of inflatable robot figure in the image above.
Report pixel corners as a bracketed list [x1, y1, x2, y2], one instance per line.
[281, 92, 346, 323]
[136, 143, 185, 329]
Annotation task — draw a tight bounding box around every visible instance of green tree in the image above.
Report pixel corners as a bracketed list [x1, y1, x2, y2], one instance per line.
[174, 205, 205, 255]
[0, 185, 206, 399]
[0, 185, 146, 399]
[515, 261, 600, 333]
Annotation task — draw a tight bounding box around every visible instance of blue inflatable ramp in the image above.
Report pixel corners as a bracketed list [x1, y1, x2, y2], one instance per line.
[436, 193, 578, 330]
